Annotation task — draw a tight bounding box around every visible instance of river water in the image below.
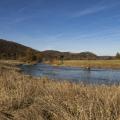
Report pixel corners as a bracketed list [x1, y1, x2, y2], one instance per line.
[20, 63, 120, 85]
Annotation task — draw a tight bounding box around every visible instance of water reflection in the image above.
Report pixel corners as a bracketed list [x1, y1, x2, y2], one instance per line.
[20, 63, 120, 85]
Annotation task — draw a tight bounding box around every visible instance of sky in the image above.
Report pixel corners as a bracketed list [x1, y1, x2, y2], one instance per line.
[0, 0, 120, 55]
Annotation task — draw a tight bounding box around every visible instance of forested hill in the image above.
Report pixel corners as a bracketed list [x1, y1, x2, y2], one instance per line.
[0, 39, 42, 61]
[42, 50, 98, 60]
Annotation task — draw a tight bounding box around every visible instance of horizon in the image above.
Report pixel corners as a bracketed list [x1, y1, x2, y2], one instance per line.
[0, 39, 117, 56]
[0, 0, 120, 55]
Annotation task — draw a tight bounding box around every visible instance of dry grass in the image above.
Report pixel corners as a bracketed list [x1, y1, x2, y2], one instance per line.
[0, 60, 24, 71]
[52, 60, 120, 69]
[0, 64, 120, 119]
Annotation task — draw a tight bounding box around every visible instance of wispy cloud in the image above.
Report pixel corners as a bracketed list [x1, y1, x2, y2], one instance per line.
[6, 1, 43, 25]
[72, 6, 107, 17]
[17, 7, 26, 13]
[10, 16, 32, 24]
[71, 1, 119, 18]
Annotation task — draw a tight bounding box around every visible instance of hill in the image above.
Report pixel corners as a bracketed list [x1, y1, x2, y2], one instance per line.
[43, 50, 98, 60]
[0, 39, 114, 61]
[0, 39, 42, 62]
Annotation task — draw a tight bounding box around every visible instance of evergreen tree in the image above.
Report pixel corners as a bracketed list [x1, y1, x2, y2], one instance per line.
[116, 52, 120, 59]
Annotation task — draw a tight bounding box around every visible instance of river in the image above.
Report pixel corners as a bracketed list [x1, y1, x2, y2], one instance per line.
[20, 63, 120, 85]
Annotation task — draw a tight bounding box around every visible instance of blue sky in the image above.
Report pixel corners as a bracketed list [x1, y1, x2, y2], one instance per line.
[0, 0, 120, 55]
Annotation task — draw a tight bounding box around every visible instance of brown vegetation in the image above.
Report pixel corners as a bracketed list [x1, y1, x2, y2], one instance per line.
[51, 60, 120, 69]
[0, 63, 120, 120]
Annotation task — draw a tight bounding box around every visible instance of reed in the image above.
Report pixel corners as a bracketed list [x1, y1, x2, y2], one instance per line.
[0, 64, 120, 119]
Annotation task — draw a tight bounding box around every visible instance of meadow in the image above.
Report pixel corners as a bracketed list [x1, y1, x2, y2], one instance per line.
[52, 60, 120, 69]
[0, 61, 120, 120]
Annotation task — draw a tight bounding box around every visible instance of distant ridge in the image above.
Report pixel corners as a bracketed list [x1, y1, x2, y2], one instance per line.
[0, 39, 114, 61]
[42, 50, 98, 60]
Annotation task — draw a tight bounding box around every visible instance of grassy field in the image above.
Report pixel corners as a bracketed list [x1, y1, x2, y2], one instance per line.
[52, 60, 120, 69]
[0, 61, 120, 119]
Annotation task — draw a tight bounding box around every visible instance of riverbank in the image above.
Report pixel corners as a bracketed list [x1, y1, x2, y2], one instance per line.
[0, 60, 24, 71]
[50, 60, 120, 69]
[0, 60, 120, 119]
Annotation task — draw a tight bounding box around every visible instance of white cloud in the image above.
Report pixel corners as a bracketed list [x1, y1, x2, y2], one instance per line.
[72, 6, 107, 17]
[17, 7, 26, 13]
[71, 1, 120, 18]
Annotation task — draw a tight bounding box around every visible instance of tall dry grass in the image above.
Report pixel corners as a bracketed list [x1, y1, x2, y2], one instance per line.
[0, 66, 120, 119]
